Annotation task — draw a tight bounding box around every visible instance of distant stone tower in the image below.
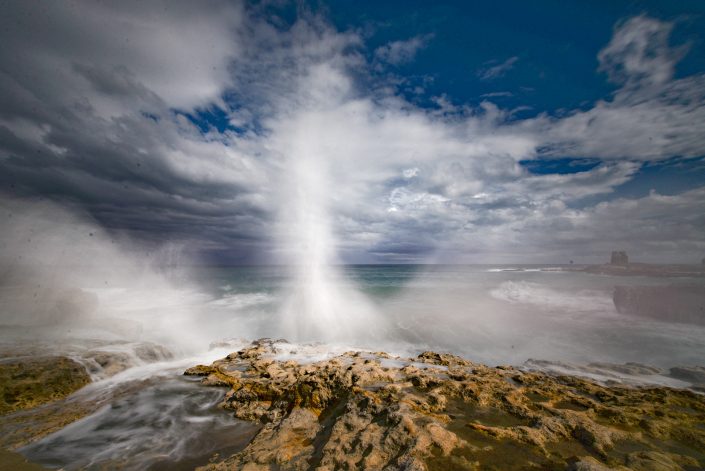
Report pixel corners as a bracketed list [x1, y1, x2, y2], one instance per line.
[610, 251, 629, 266]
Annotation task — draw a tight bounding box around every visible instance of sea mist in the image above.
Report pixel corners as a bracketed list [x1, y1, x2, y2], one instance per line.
[274, 108, 386, 345]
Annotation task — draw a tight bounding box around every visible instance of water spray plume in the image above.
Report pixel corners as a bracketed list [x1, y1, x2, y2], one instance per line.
[276, 109, 386, 344]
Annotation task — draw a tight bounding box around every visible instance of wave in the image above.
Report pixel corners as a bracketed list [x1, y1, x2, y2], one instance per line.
[522, 359, 695, 389]
[486, 267, 563, 273]
[489, 281, 614, 312]
[208, 292, 274, 309]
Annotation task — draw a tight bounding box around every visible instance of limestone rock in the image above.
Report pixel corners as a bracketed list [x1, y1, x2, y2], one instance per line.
[191, 340, 705, 470]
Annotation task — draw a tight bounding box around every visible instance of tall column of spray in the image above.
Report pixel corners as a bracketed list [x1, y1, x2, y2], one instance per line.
[274, 100, 385, 345]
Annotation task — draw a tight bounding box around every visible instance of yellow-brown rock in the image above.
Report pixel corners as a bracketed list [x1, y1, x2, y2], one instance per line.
[191, 339, 705, 470]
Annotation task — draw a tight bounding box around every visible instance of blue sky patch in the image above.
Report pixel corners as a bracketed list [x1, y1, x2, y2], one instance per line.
[520, 158, 601, 175]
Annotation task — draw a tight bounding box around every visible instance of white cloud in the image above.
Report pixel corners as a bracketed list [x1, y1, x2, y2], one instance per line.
[540, 16, 705, 160]
[477, 56, 519, 80]
[0, 1, 243, 112]
[374, 35, 431, 66]
[480, 91, 513, 98]
[403, 167, 419, 178]
[597, 15, 685, 88]
[1, 7, 704, 264]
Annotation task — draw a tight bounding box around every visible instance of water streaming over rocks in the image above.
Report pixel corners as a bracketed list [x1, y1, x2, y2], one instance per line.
[1, 265, 704, 469]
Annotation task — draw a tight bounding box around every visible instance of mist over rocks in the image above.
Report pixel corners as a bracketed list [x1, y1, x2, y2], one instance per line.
[668, 366, 705, 388]
[613, 285, 705, 326]
[186, 339, 705, 471]
[79, 341, 174, 379]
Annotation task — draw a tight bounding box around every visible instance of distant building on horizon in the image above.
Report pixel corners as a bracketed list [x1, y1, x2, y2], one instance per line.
[610, 251, 629, 266]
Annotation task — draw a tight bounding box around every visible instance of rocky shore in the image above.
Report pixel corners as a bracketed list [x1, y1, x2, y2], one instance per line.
[0, 341, 173, 451]
[569, 263, 705, 278]
[186, 339, 705, 471]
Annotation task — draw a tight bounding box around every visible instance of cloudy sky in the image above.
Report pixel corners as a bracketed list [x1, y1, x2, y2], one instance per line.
[1, 1, 705, 264]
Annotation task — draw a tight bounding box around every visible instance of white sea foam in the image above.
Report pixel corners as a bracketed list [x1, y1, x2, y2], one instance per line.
[521, 359, 694, 389]
[20, 349, 257, 470]
[208, 292, 274, 309]
[490, 280, 614, 312]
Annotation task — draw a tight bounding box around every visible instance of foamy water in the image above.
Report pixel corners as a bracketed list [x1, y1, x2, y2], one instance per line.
[19, 352, 259, 470]
[3, 264, 705, 469]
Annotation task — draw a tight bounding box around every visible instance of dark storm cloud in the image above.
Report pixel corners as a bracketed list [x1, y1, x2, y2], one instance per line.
[0, 1, 275, 261]
[0, 3, 704, 264]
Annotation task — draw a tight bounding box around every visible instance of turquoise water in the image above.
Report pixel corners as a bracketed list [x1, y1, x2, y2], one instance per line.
[12, 264, 705, 470]
[193, 264, 705, 368]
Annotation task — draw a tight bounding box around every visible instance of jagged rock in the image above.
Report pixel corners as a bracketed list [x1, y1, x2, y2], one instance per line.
[625, 451, 700, 471]
[191, 340, 705, 471]
[567, 456, 622, 470]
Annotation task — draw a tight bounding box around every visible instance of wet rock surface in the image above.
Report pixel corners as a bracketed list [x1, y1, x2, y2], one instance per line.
[0, 449, 48, 471]
[189, 339, 705, 471]
[0, 340, 173, 450]
[0, 354, 99, 453]
[0, 356, 90, 415]
[0, 373, 151, 451]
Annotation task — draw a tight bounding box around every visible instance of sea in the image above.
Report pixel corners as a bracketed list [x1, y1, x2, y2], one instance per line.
[3, 264, 704, 469]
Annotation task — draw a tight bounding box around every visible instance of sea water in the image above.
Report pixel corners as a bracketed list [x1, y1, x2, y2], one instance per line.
[6, 264, 705, 469]
[198, 264, 705, 368]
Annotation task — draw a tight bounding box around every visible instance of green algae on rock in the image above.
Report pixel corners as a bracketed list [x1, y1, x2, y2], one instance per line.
[187, 339, 705, 471]
[0, 356, 90, 415]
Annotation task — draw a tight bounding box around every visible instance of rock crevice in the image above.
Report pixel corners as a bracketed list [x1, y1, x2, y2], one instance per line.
[187, 339, 705, 470]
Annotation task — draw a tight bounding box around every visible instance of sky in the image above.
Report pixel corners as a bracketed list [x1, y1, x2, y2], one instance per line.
[1, 0, 705, 264]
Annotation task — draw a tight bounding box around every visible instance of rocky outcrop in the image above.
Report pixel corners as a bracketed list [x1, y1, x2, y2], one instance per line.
[0, 340, 176, 451]
[568, 260, 705, 277]
[0, 356, 90, 415]
[0, 369, 156, 451]
[188, 339, 705, 471]
[613, 284, 705, 326]
[80, 342, 174, 378]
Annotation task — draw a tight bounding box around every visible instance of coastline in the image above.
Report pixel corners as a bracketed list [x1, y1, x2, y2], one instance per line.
[186, 339, 705, 471]
[1, 338, 704, 469]
[564, 263, 705, 278]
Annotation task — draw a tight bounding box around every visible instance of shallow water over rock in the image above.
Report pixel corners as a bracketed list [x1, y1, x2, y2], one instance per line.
[20, 375, 258, 470]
